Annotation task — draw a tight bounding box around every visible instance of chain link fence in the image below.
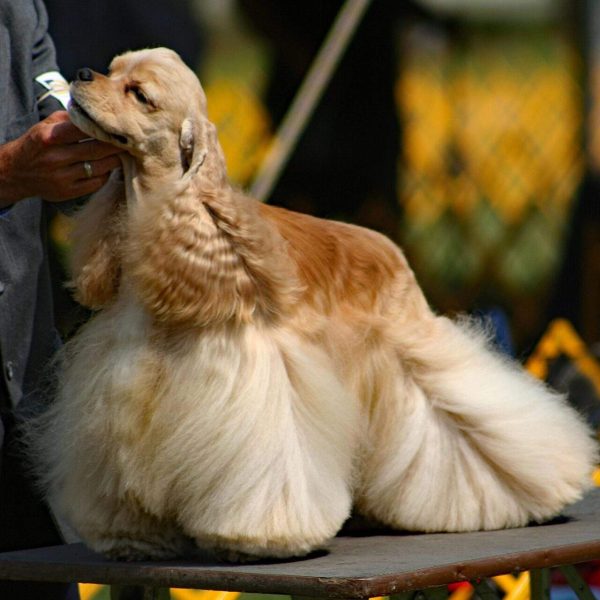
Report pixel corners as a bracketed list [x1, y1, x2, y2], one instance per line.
[396, 16, 584, 342]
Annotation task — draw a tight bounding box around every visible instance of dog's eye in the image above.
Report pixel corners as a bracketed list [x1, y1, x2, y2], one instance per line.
[134, 89, 149, 104]
[128, 85, 150, 105]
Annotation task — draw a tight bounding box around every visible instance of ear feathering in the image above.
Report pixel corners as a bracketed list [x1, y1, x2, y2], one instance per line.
[69, 171, 126, 309]
[190, 115, 228, 184]
[124, 183, 303, 326]
[179, 118, 195, 174]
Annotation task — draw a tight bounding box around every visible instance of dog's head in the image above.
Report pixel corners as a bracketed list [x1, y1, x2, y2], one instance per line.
[69, 47, 225, 181]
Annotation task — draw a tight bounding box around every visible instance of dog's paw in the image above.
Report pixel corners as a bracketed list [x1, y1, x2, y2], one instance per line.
[213, 547, 264, 564]
[195, 531, 321, 563]
[97, 538, 182, 562]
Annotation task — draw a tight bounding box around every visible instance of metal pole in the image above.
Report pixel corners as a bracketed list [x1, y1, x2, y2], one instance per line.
[248, 0, 374, 202]
[529, 568, 551, 600]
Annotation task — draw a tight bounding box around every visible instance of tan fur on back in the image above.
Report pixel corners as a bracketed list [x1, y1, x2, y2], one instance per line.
[31, 47, 598, 562]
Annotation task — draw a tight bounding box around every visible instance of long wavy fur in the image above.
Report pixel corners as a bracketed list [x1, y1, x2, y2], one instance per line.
[29, 48, 598, 562]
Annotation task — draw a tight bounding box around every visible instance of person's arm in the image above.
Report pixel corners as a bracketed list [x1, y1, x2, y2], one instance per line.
[0, 0, 122, 210]
[0, 111, 122, 209]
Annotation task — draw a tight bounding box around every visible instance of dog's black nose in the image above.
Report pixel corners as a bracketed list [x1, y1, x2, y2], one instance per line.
[76, 68, 94, 82]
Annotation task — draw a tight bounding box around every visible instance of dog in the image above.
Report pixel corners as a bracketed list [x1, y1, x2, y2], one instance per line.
[31, 47, 597, 562]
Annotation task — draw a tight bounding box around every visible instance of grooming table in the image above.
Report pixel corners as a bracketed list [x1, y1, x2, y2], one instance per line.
[2, 490, 600, 600]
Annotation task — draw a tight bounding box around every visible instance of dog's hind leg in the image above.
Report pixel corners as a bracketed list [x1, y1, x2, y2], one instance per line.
[356, 315, 597, 532]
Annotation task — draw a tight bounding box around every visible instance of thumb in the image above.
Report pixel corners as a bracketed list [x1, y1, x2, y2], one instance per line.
[43, 112, 93, 144]
[43, 110, 71, 124]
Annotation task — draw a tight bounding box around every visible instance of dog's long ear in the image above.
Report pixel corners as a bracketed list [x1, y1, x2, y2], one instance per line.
[179, 118, 197, 174]
[179, 117, 210, 176]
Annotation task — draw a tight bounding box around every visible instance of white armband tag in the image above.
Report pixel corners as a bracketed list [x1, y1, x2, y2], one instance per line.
[35, 71, 71, 110]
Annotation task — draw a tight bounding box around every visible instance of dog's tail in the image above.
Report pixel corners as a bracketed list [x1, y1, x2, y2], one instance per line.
[356, 315, 598, 532]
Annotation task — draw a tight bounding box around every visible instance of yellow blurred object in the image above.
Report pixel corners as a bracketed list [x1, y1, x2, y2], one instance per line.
[171, 589, 241, 600]
[205, 79, 272, 187]
[525, 319, 600, 394]
[503, 573, 530, 600]
[493, 574, 519, 594]
[78, 583, 104, 599]
[398, 34, 582, 228]
[50, 212, 75, 256]
[78, 584, 243, 599]
[447, 574, 530, 600]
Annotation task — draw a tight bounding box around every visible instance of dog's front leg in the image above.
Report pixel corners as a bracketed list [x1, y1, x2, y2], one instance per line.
[54, 477, 191, 561]
[161, 326, 360, 561]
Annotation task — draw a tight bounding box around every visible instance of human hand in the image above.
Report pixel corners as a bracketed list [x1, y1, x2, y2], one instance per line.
[0, 111, 122, 207]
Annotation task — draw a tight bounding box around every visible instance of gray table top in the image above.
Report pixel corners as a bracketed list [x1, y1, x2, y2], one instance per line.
[2, 489, 600, 598]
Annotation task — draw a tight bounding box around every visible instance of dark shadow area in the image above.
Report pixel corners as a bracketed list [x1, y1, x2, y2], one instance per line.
[528, 514, 573, 527]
